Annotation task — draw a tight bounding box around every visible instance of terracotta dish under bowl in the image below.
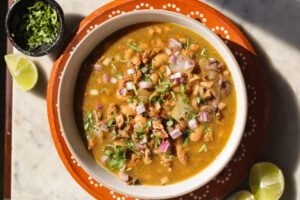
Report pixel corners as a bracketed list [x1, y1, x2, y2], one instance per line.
[57, 10, 247, 199]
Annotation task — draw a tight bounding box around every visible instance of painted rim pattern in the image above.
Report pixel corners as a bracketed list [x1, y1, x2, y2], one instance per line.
[47, 0, 269, 199]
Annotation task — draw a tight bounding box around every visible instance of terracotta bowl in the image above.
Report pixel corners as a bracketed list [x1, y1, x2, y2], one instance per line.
[57, 10, 247, 199]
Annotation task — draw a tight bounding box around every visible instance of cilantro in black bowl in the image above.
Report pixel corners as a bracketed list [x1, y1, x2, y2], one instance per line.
[6, 0, 64, 57]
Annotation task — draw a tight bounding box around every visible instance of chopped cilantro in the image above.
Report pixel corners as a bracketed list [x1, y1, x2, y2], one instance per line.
[184, 37, 190, 49]
[142, 74, 151, 81]
[99, 88, 107, 95]
[166, 119, 174, 127]
[83, 112, 94, 131]
[128, 42, 143, 52]
[126, 140, 135, 150]
[170, 91, 177, 101]
[158, 71, 163, 79]
[132, 84, 138, 96]
[149, 81, 173, 102]
[104, 150, 113, 156]
[107, 118, 115, 127]
[203, 125, 213, 134]
[111, 63, 117, 71]
[147, 119, 152, 127]
[182, 129, 191, 146]
[115, 72, 123, 79]
[105, 145, 127, 170]
[186, 112, 197, 120]
[19, 1, 60, 50]
[179, 84, 189, 103]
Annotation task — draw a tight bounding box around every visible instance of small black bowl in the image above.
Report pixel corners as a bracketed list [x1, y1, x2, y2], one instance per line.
[5, 0, 65, 57]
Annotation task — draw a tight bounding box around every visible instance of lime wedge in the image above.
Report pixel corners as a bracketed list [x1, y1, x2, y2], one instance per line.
[227, 191, 255, 200]
[4, 54, 38, 92]
[249, 162, 284, 200]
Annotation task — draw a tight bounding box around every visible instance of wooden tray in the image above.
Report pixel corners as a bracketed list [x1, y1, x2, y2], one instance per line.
[2, 0, 13, 199]
[47, 0, 269, 199]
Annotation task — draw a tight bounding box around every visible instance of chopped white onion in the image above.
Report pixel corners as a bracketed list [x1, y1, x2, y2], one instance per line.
[140, 136, 148, 145]
[169, 38, 182, 49]
[126, 82, 135, 90]
[102, 57, 111, 66]
[89, 89, 99, 96]
[165, 66, 171, 76]
[168, 128, 182, 139]
[139, 81, 153, 89]
[184, 58, 196, 71]
[165, 48, 172, 55]
[135, 104, 146, 114]
[155, 102, 161, 110]
[188, 118, 198, 129]
[170, 72, 182, 80]
[141, 66, 148, 73]
[127, 68, 135, 75]
[174, 50, 180, 56]
[110, 77, 118, 84]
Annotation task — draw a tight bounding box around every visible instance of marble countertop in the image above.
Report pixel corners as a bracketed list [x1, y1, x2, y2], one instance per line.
[11, 0, 300, 199]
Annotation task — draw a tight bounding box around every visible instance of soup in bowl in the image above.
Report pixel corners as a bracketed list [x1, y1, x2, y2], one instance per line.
[58, 10, 247, 199]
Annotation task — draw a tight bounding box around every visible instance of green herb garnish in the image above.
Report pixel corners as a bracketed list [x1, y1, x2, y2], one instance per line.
[132, 84, 138, 96]
[184, 38, 190, 49]
[196, 96, 201, 104]
[179, 84, 189, 103]
[170, 91, 177, 101]
[19, 1, 60, 50]
[107, 118, 115, 127]
[151, 62, 155, 70]
[149, 81, 173, 102]
[128, 42, 143, 52]
[142, 74, 151, 81]
[111, 63, 117, 71]
[99, 88, 107, 94]
[182, 129, 191, 146]
[203, 125, 213, 134]
[115, 72, 123, 79]
[83, 112, 94, 131]
[105, 145, 127, 170]
[166, 119, 174, 127]
[147, 119, 152, 127]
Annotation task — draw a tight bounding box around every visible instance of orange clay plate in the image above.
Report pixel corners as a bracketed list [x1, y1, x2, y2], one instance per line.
[47, 0, 269, 199]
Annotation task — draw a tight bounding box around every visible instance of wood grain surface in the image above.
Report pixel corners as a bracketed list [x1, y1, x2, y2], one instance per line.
[1, 0, 13, 199]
